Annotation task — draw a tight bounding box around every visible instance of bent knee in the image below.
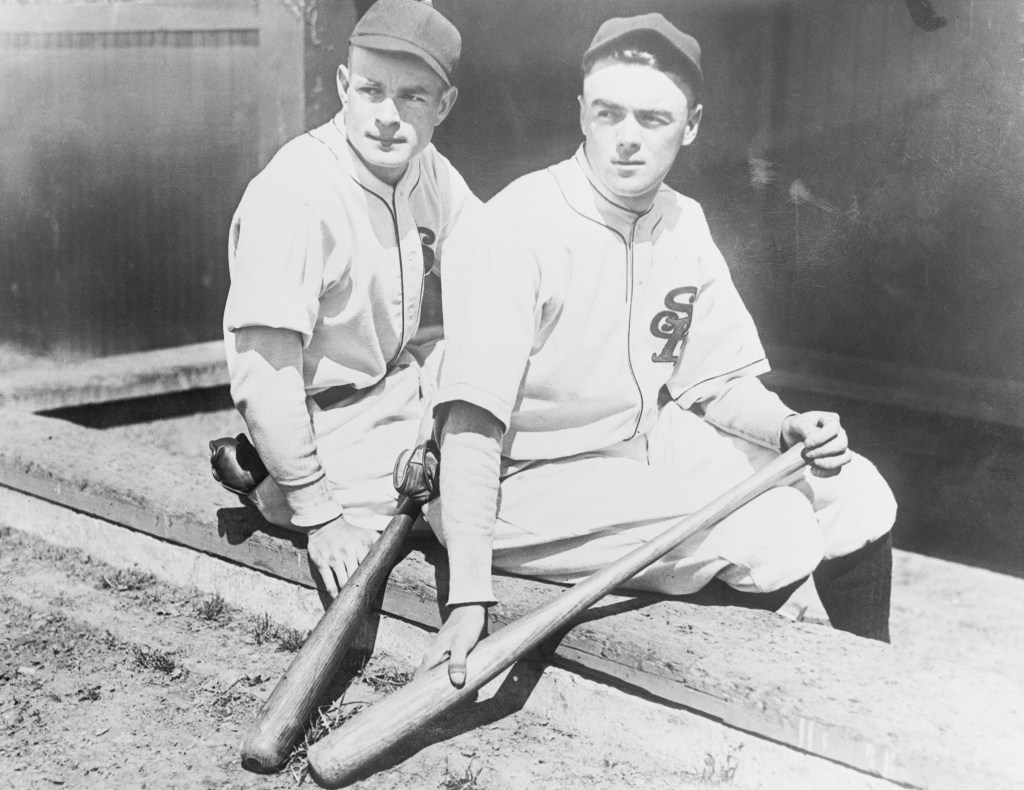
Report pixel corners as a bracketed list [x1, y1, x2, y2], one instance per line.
[717, 487, 824, 593]
[813, 453, 897, 556]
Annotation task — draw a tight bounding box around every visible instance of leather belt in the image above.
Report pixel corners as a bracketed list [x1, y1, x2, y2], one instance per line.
[311, 383, 360, 410]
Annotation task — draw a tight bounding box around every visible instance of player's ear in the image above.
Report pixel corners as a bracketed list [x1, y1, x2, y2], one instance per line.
[578, 95, 586, 134]
[681, 104, 702, 147]
[336, 64, 351, 104]
[434, 86, 459, 125]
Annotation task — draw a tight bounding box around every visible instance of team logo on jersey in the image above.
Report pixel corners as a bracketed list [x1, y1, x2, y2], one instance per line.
[650, 286, 698, 363]
[418, 227, 436, 275]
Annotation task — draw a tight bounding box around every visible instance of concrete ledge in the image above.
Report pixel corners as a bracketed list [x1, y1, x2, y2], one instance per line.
[0, 341, 228, 412]
[1, 409, 1023, 789]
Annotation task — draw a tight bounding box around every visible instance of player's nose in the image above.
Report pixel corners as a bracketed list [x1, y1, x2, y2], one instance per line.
[375, 98, 401, 128]
[616, 139, 641, 159]
[615, 116, 642, 153]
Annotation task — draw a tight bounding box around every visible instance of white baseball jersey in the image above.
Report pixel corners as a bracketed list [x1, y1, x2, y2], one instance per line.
[225, 114, 476, 393]
[436, 147, 771, 461]
[224, 114, 478, 529]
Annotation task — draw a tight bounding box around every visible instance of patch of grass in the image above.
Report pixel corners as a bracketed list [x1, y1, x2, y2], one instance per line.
[250, 613, 278, 646]
[699, 744, 742, 784]
[439, 758, 483, 790]
[30, 541, 79, 563]
[276, 626, 308, 653]
[359, 661, 413, 694]
[194, 593, 229, 623]
[286, 696, 367, 785]
[100, 567, 154, 592]
[102, 630, 121, 649]
[250, 613, 309, 652]
[131, 644, 183, 677]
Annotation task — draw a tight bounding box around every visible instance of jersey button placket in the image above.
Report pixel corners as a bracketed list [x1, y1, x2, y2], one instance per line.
[396, 197, 422, 332]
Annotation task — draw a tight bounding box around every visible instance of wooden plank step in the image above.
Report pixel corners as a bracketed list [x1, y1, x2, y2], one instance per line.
[0, 341, 228, 412]
[0, 409, 1021, 789]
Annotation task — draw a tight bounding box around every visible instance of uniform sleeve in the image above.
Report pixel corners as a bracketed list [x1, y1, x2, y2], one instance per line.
[436, 401, 503, 607]
[225, 196, 330, 347]
[665, 208, 770, 409]
[699, 376, 797, 451]
[430, 208, 541, 607]
[433, 212, 541, 429]
[228, 326, 342, 529]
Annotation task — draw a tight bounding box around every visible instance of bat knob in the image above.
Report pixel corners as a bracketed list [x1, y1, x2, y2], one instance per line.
[240, 729, 292, 774]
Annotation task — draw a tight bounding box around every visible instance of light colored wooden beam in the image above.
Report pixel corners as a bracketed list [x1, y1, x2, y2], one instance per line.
[0, 341, 228, 412]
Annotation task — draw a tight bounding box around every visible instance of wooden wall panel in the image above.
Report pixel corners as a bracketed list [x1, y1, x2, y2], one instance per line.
[0, 0, 305, 358]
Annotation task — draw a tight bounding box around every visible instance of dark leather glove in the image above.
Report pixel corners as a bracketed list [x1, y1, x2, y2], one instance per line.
[209, 434, 269, 496]
[392, 438, 440, 505]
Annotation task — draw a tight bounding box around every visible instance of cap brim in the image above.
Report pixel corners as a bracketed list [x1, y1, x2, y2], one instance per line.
[350, 33, 451, 86]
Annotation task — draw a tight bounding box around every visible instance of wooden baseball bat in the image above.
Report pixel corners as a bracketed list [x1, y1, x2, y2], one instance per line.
[240, 495, 421, 773]
[307, 444, 807, 786]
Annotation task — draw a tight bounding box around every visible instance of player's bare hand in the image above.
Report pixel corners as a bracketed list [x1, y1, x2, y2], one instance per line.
[417, 603, 487, 688]
[782, 411, 850, 477]
[306, 516, 376, 597]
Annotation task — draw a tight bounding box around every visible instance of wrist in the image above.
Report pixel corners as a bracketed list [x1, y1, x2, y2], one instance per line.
[779, 413, 799, 451]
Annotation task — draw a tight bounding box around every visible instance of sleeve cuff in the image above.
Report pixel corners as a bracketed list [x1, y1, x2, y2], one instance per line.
[225, 280, 319, 347]
[669, 358, 772, 410]
[280, 475, 343, 529]
[747, 397, 798, 451]
[445, 533, 497, 606]
[433, 383, 512, 432]
[701, 376, 798, 451]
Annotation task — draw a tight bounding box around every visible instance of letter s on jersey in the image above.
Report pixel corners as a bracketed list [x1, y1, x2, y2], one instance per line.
[650, 286, 698, 363]
[418, 227, 437, 275]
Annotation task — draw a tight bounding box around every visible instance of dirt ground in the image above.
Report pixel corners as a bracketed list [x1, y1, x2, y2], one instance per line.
[0, 526, 757, 790]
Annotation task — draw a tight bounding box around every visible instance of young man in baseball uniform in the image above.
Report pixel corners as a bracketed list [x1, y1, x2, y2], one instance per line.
[210, 0, 478, 597]
[421, 13, 897, 686]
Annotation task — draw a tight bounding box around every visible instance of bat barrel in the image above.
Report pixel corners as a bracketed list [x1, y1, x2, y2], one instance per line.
[308, 625, 529, 786]
[239, 497, 420, 772]
[307, 446, 807, 786]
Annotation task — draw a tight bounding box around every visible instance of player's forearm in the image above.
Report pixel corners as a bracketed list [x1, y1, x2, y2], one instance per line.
[229, 326, 341, 528]
[699, 376, 797, 451]
[438, 401, 503, 607]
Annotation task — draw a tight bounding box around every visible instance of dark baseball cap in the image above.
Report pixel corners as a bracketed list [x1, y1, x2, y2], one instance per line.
[350, 0, 461, 86]
[583, 13, 702, 95]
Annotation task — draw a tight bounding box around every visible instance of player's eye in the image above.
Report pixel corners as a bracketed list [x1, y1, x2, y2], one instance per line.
[640, 113, 671, 127]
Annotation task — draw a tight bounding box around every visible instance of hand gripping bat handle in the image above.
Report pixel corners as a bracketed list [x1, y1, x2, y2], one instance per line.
[307, 444, 808, 786]
[239, 494, 421, 773]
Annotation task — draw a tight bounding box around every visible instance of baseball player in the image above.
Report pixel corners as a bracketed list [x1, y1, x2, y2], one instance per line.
[420, 13, 897, 686]
[210, 0, 478, 597]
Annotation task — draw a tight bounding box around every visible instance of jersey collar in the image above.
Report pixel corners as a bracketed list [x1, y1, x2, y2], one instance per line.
[317, 112, 422, 203]
[554, 147, 662, 235]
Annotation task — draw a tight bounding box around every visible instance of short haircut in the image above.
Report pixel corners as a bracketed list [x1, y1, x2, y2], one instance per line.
[581, 32, 700, 102]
